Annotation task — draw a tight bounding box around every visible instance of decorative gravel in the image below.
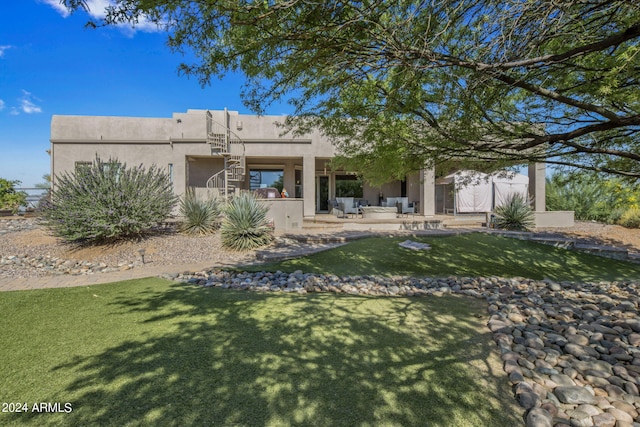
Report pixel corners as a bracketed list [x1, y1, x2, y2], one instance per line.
[0, 218, 257, 278]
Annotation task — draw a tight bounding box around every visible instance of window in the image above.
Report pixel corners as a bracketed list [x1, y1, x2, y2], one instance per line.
[294, 169, 302, 198]
[75, 161, 121, 181]
[74, 161, 92, 173]
[74, 161, 122, 173]
[101, 162, 121, 174]
[249, 169, 284, 191]
[335, 174, 363, 198]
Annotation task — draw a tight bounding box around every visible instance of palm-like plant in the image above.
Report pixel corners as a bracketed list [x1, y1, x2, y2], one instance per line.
[178, 188, 222, 235]
[493, 194, 535, 231]
[221, 192, 273, 250]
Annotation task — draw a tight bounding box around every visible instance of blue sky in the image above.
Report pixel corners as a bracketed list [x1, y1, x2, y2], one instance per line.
[0, 1, 291, 188]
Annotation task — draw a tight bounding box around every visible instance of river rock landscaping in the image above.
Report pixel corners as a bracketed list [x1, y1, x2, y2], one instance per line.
[171, 269, 640, 427]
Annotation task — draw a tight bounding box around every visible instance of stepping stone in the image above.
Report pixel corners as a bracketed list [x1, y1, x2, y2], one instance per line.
[398, 240, 431, 251]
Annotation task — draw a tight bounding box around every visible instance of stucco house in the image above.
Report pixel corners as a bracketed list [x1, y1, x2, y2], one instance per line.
[50, 108, 563, 229]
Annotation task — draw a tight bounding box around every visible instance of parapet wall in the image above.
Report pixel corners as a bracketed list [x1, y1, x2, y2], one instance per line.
[534, 211, 575, 228]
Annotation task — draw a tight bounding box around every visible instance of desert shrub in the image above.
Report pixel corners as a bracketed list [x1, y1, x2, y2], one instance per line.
[0, 178, 27, 213]
[607, 208, 625, 225]
[221, 192, 273, 250]
[546, 173, 639, 223]
[42, 157, 178, 243]
[618, 208, 640, 229]
[178, 188, 222, 235]
[546, 175, 607, 221]
[493, 193, 535, 231]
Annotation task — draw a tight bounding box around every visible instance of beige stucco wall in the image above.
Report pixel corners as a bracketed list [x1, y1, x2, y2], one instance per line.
[50, 110, 336, 210]
[260, 199, 304, 230]
[534, 211, 574, 228]
[187, 157, 225, 187]
[362, 185, 381, 206]
[188, 189, 303, 230]
[50, 108, 549, 223]
[51, 110, 336, 164]
[49, 141, 214, 198]
[529, 163, 546, 211]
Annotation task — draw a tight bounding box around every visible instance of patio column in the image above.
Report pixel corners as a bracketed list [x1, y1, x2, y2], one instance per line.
[420, 167, 436, 217]
[528, 162, 546, 211]
[303, 154, 316, 218]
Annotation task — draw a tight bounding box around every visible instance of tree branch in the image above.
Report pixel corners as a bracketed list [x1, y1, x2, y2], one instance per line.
[474, 23, 640, 70]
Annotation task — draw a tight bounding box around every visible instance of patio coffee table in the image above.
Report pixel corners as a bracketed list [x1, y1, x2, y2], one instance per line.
[360, 206, 398, 219]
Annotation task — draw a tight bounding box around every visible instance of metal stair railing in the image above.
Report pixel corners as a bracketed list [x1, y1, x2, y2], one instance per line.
[205, 111, 246, 197]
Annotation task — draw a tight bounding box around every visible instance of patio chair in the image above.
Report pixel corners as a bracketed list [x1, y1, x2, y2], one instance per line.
[336, 197, 359, 218]
[397, 197, 416, 217]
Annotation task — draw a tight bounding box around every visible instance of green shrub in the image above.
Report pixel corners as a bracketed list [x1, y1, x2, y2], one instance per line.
[608, 208, 625, 225]
[546, 173, 640, 223]
[0, 178, 27, 213]
[221, 192, 273, 251]
[493, 193, 535, 231]
[42, 157, 178, 243]
[618, 208, 640, 229]
[178, 188, 222, 235]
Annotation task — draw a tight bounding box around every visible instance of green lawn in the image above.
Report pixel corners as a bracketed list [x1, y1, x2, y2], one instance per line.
[3, 233, 633, 426]
[249, 233, 640, 282]
[0, 278, 522, 427]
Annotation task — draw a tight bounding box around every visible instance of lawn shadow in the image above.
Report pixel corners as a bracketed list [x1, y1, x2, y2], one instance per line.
[10, 283, 523, 426]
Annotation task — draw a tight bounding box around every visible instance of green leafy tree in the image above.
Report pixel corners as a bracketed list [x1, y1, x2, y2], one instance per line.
[0, 178, 27, 213]
[335, 177, 364, 198]
[270, 174, 284, 193]
[42, 157, 178, 243]
[63, 0, 640, 181]
[546, 173, 639, 223]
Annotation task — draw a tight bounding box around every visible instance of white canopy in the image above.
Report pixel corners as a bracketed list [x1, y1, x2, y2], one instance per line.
[436, 170, 530, 213]
[491, 172, 529, 208]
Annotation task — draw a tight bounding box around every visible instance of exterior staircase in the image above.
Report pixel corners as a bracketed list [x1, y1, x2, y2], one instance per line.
[205, 110, 246, 198]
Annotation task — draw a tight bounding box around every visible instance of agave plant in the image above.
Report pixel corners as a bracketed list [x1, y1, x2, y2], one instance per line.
[178, 188, 222, 235]
[221, 192, 273, 250]
[493, 193, 535, 231]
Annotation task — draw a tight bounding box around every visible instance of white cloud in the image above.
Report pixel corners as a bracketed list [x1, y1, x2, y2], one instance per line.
[40, 0, 71, 18]
[18, 91, 42, 114]
[84, 0, 112, 20]
[42, 0, 161, 33]
[0, 45, 12, 58]
[1, 91, 44, 115]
